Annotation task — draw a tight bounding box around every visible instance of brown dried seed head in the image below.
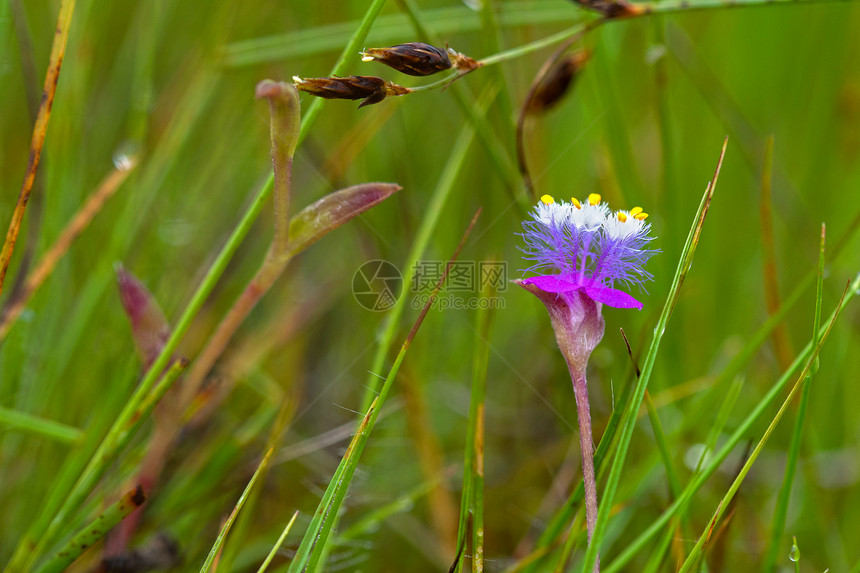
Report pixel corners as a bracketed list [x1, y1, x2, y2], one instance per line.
[292, 75, 410, 108]
[361, 42, 452, 76]
[527, 51, 590, 114]
[293, 75, 384, 100]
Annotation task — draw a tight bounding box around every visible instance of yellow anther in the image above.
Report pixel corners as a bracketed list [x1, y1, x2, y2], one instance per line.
[571, 197, 582, 209]
[540, 194, 555, 205]
[588, 193, 601, 206]
[630, 206, 643, 216]
[634, 212, 649, 221]
[360, 54, 375, 62]
[617, 212, 628, 223]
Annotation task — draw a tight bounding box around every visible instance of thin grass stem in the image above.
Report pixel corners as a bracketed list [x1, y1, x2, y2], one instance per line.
[603, 273, 860, 572]
[0, 0, 76, 296]
[359, 86, 497, 411]
[581, 139, 728, 572]
[255, 511, 299, 573]
[199, 448, 275, 573]
[0, 158, 138, 341]
[33, 486, 146, 573]
[290, 211, 481, 572]
[677, 277, 844, 573]
[762, 224, 827, 572]
[7, 7, 387, 565]
[0, 406, 83, 444]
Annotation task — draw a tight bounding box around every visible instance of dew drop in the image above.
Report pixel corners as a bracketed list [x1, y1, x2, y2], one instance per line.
[683, 443, 710, 471]
[158, 218, 195, 247]
[788, 536, 800, 563]
[645, 45, 666, 65]
[112, 141, 140, 171]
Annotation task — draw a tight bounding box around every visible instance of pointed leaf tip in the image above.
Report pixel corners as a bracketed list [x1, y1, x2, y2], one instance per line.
[287, 183, 401, 257]
[116, 264, 171, 368]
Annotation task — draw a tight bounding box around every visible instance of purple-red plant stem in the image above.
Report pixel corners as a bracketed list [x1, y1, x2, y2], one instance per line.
[179, 83, 298, 409]
[179, 265, 278, 409]
[570, 369, 600, 573]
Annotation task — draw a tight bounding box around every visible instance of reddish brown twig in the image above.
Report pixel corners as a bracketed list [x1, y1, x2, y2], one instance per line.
[0, 0, 78, 296]
[0, 158, 137, 341]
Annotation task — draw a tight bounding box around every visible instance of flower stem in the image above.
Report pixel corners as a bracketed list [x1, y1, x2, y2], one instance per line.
[179, 262, 285, 409]
[570, 369, 600, 573]
[178, 82, 299, 409]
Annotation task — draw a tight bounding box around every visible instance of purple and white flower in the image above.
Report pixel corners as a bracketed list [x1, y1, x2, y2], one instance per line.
[516, 194, 658, 564]
[521, 193, 658, 310]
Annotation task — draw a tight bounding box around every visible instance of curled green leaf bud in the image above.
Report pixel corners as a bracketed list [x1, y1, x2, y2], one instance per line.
[292, 75, 410, 108]
[361, 42, 453, 76]
[527, 51, 590, 114]
[568, 0, 642, 18]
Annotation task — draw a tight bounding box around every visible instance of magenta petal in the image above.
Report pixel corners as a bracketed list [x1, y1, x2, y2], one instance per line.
[584, 285, 643, 309]
[521, 274, 582, 293]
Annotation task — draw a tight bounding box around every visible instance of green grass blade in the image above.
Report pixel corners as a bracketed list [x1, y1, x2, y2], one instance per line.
[221, 2, 581, 67]
[677, 275, 845, 573]
[359, 87, 497, 412]
[762, 225, 827, 572]
[604, 273, 860, 572]
[454, 281, 496, 572]
[290, 212, 480, 572]
[641, 524, 677, 573]
[217, 380, 298, 571]
[33, 486, 146, 573]
[395, 0, 529, 218]
[256, 511, 299, 573]
[199, 448, 274, 573]
[0, 406, 82, 444]
[581, 139, 728, 572]
[11, 4, 388, 559]
[642, 377, 743, 571]
[9, 357, 188, 572]
[643, 392, 681, 499]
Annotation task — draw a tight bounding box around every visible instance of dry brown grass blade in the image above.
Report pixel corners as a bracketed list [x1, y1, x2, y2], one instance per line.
[759, 136, 795, 370]
[0, 158, 138, 341]
[0, 0, 78, 296]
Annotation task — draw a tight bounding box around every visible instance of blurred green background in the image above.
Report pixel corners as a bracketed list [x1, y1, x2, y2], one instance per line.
[1, 0, 859, 571]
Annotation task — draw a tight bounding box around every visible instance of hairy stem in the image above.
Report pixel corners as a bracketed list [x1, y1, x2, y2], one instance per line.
[570, 369, 600, 573]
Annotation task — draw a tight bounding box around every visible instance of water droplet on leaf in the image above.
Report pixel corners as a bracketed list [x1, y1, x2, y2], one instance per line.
[112, 141, 140, 170]
[789, 536, 800, 562]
